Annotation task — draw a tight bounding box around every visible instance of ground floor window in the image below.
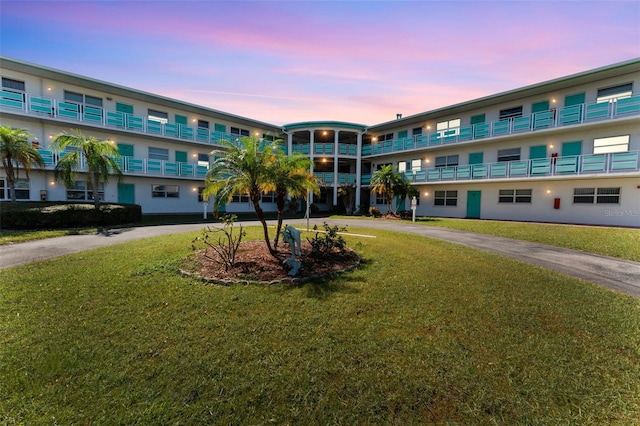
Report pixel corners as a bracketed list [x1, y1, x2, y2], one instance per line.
[499, 189, 532, 203]
[434, 190, 457, 206]
[152, 184, 179, 198]
[573, 187, 620, 204]
[375, 192, 386, 205]
[313, 188, 328, 204]
[231, 193, 250, 203]
[197, 186, 206, 203]
[0, 178, 30, 200]
[261, 191, 275, 203]
[67, 181, 104, 201]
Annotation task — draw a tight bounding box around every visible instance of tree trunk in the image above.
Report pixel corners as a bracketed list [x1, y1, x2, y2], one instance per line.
[90, 173, 101, 210]
[274, 193, 286, 248]
[251, 192, 279, 260]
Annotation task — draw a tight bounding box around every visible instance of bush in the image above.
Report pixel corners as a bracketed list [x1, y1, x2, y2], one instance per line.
[368, 206, 381, 218]
[307, 222, 348, 257]
[0, 201, 142, 230]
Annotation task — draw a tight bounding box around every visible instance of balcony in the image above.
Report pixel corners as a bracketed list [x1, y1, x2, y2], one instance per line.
[292, 143, 358, 156]
[362, 96, 640, 156]
[313, 172, 357, 186]
[38, 149, 209, 179]
[401, 151, 639, 184]
[0, 90, 285, 152]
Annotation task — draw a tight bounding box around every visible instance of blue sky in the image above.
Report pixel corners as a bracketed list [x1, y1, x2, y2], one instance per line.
[1, 1, 639, 125]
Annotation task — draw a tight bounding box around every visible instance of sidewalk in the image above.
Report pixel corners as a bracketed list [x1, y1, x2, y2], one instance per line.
[1, 219, 638, 297]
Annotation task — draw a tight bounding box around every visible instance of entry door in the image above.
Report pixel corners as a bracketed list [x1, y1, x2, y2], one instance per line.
[466, 190, 481, 219]
[118, 183, 135, 204]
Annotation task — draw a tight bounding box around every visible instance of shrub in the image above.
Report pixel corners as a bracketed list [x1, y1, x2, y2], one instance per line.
[0, 201, 141, 229]
[307, 222, 348, 257]
[191, 215, 245, 271]
[368, 206, 381, 218]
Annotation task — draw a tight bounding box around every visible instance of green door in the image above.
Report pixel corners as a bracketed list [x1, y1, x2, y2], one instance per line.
[564, 93, 585, 107]
[469, 152, 484, 165]
[532, 101, 550, 113]
[562, 141, 582, 157]
[118, 183, 135, 204]
[529, 145, 547, 159]
[175, 150, 187, 163]
[466, 191, 481, 219]
[117, 143, 134, 157]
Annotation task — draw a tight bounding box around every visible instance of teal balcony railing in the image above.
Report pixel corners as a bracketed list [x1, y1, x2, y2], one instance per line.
[396, 151, 639, 184]
[362, 96, 640, 156]
[37, 149, 209, 179]
[313, 172, 357, 185]
[0, 90, 284, 152]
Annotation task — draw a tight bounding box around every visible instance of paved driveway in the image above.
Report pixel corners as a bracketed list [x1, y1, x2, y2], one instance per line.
[1, 218, 638, 297]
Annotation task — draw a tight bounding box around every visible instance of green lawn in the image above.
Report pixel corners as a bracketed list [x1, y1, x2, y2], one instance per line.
[1, 227, 639, 424]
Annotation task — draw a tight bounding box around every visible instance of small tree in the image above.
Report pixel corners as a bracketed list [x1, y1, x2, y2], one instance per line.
[51, 129, 123, 209]
[338, 184, 356, 215]
[370, 164, 400, 214]
[203, 137, 279, 259]
[192, 215, 245, 271]
[0, 126, 45, 202]
[394, 178, 419, 214]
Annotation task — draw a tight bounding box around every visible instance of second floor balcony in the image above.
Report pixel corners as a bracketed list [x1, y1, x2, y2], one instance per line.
[37, 149, 209, 180]
[361, 151, 639, 185]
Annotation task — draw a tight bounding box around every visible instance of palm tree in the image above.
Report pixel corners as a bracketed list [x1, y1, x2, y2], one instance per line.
[370, 164, 400, 214]
[51, 129, 123, 209]
[266, 144, 319, 248]
[394, 177, 419, 214]
[0, 126, 45, 202]
[202, 137, 279, 259]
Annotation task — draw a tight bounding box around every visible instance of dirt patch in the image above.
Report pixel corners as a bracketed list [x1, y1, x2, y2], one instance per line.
[181, 240, 360, 284]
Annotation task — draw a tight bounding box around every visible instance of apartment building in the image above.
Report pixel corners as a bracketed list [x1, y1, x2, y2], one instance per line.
[1, 56, 639, 226]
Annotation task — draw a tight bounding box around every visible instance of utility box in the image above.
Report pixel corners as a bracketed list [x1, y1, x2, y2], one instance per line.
[40, 190, 47, 201]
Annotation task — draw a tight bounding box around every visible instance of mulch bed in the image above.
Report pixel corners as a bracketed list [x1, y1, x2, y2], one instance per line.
[181, 240, 360, 285]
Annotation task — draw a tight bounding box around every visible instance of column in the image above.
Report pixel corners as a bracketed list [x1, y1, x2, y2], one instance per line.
[287, 132, 293, 156]
[333, 130, 339, 205]
[308, 130, 314, 208]
[355, 131, 362, 210]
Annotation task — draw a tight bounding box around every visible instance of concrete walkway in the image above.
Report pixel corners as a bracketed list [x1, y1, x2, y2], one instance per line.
[1, 218, 638, 298]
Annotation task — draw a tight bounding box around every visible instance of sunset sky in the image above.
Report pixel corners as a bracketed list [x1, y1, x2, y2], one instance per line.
[1, 1, 639, 126]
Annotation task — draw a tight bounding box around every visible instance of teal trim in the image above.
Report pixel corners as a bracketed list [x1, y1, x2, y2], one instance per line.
[175, 151, 187, 163]
[564, 93, 585, 107]
[30, 96, 53, 114]
[492, 120, 510, 135]
[561, 141, 582, 157]
[466, 191, 481, 219]
[531, 159, 551, 175]
[58, 101, 79, 119]
[585, 102, 610, 120]
[490, 163, 507, 178]
[510, 161, 528, 176]
[513, 115, 531, 131]
[107, 111, 124, 128]
[533, 111, 554, 128]
[611, 152, 638, 170]
[214, 123, 226, 132]
[616, 95, 640, 115]
[529, 145, 547, 159]
[398, 130, 408, 139]
[558, 105, 582, 125]
[283, 121, 367, 132]
[164, 162, 178, 176]
[0, 90, 24, 109]
[555, 157, 578, 174]
[474, 123, 490, 138]
[175, 114, 187, 125]
[165, 123, 179, 137]
[127, 116, 144, 130]
[581, 155, 606, 172]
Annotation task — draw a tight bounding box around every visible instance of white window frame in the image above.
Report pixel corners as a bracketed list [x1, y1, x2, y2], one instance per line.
[152, 184, 179, 198]
[499, 189, 532, 204]
[411, 159, 421, 172]
[596, 83, 633, 103]
[593, 135, 629, 154]
[434, 190, 457, 207]
[573, 187, 620, 204]
[66, 181, 105, 201]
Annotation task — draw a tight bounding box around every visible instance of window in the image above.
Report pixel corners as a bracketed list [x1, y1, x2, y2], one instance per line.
[148, 147, 169, 161]
[499, 106, 523, 121]
[148, 109, 168, 124]
[197, 153, 209, 167]
[230, 127, 250, 137]
[12, 179, 30, 200]
[597, 83, 632, 103]
[2, 77, 25, 92]
[197, 186, 206, 203]
[435, 155, 459, 168]
[574, 187, 620, 204]
[0, 178, 4, 199]
[593, 135, 629, 154]
[313, 188, 328, 204]
[376, 133, 393, 142]
[497, 148, 520, 162]
[152, 185, 179, 198]
[398, 161, 407, 173]
[66, 181, 104, 201]
[434, 190, 457, 206]
[411, 159, 421, 172]
[232, 193, 250, 203]
[412, 127, 423, 136]
[262, 191, 275, 203]
[375, 192, 386, 205]
[197, 120, 209, 129]
[263, 134, 275, 141]
[64, 91, 103, 107]
[499, 189, 532, 203]
[436, 118, 461, 132]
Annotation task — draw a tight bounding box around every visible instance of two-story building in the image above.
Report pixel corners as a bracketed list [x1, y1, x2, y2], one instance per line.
[1, 56, 639, 226]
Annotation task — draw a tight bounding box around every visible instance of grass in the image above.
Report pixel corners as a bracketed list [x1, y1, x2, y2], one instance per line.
[0, 228, 98, 245]
[1, 227, 639, 424]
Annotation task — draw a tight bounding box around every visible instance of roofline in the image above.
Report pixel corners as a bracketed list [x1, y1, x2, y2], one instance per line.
[0, 55, 283, 133]
[369, 57, 640, 131]
[282, 120, 367, 132]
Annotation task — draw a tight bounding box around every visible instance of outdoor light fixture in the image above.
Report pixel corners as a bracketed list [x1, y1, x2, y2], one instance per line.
[546, 189, 552, 194]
